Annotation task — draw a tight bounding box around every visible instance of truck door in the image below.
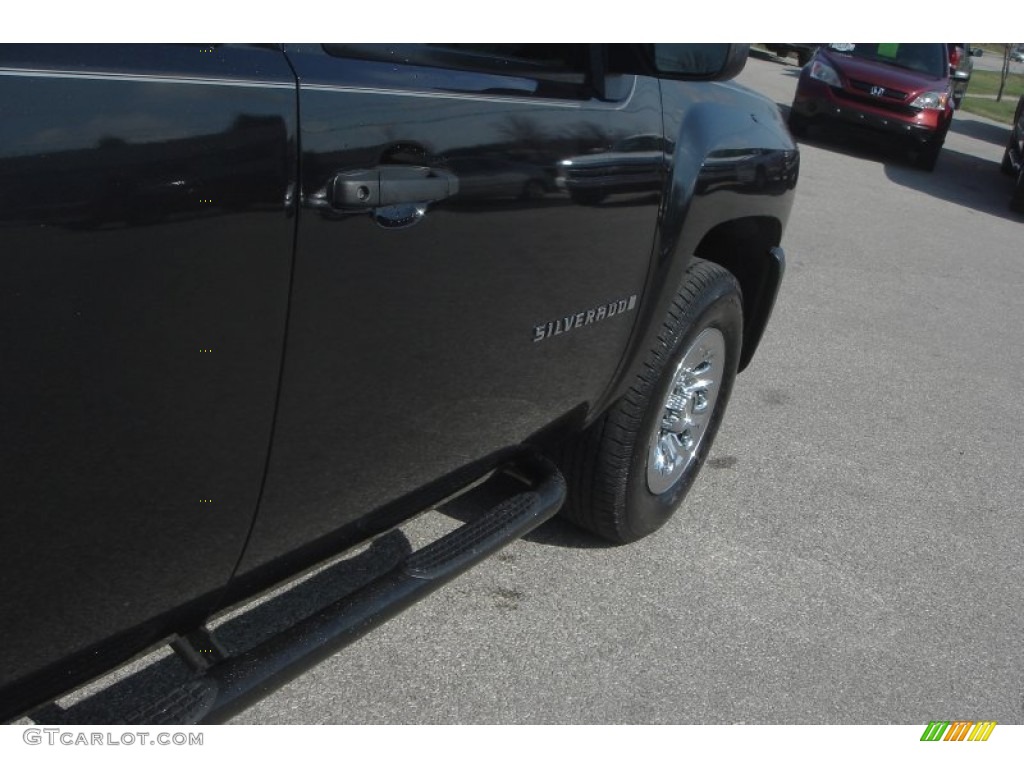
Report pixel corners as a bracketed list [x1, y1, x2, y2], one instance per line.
[238, 45, 666, 576]
[0, 44, 296, 714]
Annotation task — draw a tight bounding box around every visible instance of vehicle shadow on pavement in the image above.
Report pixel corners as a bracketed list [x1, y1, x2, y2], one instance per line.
[948, 114, 1013, 146]
[784, 110, 1022, 222]
[523, 515, 616, 549]
[885, 148, 1022, 223]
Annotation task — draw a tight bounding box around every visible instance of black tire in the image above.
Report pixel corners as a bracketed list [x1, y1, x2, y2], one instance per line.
[796, 49, 812, 67]
[913, 134, 944, 172]
[1011, 169, 1024, 214]
[557, 259, 743, 544]
[1000, 143, 1014, 176]
[788, 110, 809, 139]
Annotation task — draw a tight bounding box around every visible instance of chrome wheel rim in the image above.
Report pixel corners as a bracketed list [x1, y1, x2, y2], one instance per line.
[646, 327, 726, 495]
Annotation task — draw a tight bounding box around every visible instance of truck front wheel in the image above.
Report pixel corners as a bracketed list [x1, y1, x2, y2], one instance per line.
[558, 258, 743, 543]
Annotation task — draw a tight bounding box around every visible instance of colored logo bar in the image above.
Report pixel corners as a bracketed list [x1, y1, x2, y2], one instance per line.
[920, 721, 996, 741]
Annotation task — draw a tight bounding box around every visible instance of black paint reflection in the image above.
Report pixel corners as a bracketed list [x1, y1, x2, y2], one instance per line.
[0, 115, 289, 230]
[696, 147, 799, 196]
[0, 44, 297, 710]
[446, 156, 553, 201]
[304, 122, 670, 220]
[555, 134, 665, 205]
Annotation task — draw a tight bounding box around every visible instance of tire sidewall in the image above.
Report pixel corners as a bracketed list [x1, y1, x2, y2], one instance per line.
[1012, 168, 1024, 213]
[621, 280, 743, 541]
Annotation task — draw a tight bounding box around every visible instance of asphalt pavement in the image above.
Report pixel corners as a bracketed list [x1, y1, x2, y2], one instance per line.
[233, 54, 1024, 724]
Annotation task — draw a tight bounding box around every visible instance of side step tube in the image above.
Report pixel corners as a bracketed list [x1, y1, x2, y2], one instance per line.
[130, 454, 565, 724]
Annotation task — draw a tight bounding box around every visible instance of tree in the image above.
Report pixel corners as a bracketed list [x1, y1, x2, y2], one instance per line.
[997, 44, 1012, 102]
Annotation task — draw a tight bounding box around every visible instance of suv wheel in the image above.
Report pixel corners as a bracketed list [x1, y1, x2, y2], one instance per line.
[1011, 169, 1024, 214]
[788, 110, 809, 139]
[1001, 142, 1015, 176]
[913, 133, 945, 172]
[556, 259, 743, 543]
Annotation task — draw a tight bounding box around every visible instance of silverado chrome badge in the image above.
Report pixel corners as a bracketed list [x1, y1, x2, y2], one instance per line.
[533, 294, 638, 342]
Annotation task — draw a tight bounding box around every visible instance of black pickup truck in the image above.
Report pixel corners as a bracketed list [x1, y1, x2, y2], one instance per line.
[0, 43, 796, 724]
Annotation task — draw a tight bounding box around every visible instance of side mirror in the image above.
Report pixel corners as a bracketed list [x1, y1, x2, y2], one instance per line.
[643, 44, 750, 81]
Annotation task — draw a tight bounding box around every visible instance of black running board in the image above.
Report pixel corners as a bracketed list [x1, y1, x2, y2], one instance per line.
[128, 453, 565, 724]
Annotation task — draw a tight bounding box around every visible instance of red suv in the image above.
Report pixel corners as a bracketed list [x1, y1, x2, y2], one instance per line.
[788, 43, 955, 171]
